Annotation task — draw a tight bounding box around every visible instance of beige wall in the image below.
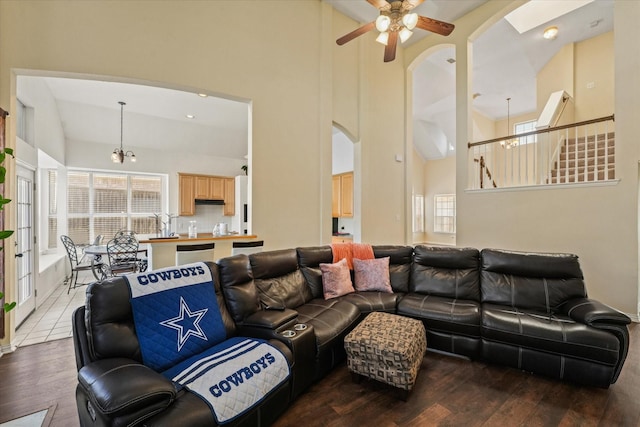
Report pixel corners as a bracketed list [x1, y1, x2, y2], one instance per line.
[574, 31, 615, 121]
[406, 0, 640, 318]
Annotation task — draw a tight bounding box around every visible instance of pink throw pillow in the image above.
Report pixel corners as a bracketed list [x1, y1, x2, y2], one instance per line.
[353, 257, 393, 293]
[320, 258, 354, 300]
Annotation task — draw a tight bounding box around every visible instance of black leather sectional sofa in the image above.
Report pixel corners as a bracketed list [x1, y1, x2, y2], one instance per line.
[72, 245, 631, 426]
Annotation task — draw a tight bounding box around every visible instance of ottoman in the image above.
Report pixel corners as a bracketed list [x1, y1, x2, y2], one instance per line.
[344, 312, 426, 400]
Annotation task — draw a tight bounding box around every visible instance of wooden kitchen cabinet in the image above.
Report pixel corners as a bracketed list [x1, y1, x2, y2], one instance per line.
[179, 173, 234, 216]
[195, 176, 225, 200]
[178, 174, 196, 216]
[223, 178, 235, 216]
[332, 172, 353, 218]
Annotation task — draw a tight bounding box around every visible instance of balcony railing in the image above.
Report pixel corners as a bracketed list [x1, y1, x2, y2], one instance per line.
[467, 115, 615, 190]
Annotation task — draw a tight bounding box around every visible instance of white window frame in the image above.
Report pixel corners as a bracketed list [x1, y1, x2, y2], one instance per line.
[66, 169, 168, 243]
[434, 194, 456, 234]
[413, 194, 424, 233]
[514, 119, 537, 145]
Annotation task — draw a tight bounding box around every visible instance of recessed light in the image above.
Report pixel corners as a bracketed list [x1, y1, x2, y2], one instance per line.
[197, 93, 208, 98]
[543, 26, 558, 40]
[186, 114, 195, 119]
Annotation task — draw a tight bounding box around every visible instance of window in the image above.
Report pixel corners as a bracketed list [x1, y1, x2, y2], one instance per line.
[16, 98, 34, 146]
[47, 170, 58, 249]
[434, 194, 456, 234]
[67, 171, 164, 243]
[514, 120, 537, 145]
[413, 194, 424, 233]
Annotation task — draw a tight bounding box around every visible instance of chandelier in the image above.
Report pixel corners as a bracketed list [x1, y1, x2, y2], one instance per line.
[374, 4, 419, 46]
[501, 97, 519, 149]
[111, 101, 136, 163]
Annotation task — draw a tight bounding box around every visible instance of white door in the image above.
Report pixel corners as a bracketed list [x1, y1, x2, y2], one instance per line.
[14, 166, 35, 327]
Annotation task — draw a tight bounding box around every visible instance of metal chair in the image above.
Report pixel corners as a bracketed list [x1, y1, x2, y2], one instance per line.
[175, 243, 215, 265]
[60, 235, 103, 293]
[106, 236, 140, 276]
[113, 230, 148, 271]
[231, 240, 264, 256]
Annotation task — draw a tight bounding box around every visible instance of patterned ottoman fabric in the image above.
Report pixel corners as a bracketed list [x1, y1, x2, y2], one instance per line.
[344, 312, 427, 392]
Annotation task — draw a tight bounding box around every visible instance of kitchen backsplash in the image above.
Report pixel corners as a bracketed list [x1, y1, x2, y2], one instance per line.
[175, 204, 233, 235]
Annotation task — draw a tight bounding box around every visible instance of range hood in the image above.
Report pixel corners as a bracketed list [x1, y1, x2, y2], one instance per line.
[195, 199, 224, 205]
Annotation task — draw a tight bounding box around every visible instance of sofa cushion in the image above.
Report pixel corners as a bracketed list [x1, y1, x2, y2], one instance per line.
[481, 303, 620, 366]
[397, 294, 481, 338]
[295, 299, 360, 352]
[411, 245, 480, 301]
[218, 254, 261, 324]
[297, 246, 333, 299]
[353, 257, 392, 293]
[340, 292, 399, 314]
[372, 245, 413, 293]
[480, 249, 586, 312]
[320, 258, 355, 299]
[251, 249, 313, 309]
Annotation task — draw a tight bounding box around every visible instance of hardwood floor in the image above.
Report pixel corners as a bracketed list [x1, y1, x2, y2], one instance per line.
[0, 324, 638, 426]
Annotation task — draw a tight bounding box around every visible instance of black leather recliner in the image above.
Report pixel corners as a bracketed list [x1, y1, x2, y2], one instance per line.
[72, 261, 293, 427]
[479, 248, 630, 387]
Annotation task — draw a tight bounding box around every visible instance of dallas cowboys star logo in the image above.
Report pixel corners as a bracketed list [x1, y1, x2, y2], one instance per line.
[160, 297, 209, 352]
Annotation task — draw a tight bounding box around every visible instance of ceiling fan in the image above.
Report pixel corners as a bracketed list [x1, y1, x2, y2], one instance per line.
[336, 0, 455, 62]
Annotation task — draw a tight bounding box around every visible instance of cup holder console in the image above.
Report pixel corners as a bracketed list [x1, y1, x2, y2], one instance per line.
[281, 330, 296, 338]
[294, 323, 307, 331]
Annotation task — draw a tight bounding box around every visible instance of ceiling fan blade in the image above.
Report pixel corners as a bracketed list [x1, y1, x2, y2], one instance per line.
[336, 21, 376, 46]
[384, 31, 398, 62]
[402, 0, 424, 11]
[368, 0, 391, 11]
[416, 15, 455, 36]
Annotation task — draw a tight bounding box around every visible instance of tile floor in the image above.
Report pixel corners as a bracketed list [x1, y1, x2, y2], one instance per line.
[14, 271, 90, 347]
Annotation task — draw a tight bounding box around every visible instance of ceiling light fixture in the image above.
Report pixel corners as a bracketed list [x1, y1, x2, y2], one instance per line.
[186, 114, 195, 119]
[376, 9, 419, 45]
[197, 93, 208, 98]
[111, 101, 136, 163]
[501, 97, 519, 149]
[543, 26, 559, 40]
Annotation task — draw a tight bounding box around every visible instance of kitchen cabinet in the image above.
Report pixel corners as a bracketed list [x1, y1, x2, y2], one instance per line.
[332, 172, 353, 218]
[223, 178, 235, 216]
[331, 235, 353, 244]
[178, 174, 195, 216]
[195, 176, 224, 200]
[179, 173, 235, 216]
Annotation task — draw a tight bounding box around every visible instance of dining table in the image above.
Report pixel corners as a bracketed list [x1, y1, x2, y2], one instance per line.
[83, 244, 148, 280]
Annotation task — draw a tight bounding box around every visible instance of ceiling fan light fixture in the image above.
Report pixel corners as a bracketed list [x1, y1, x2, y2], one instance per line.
[399, 27, 413, 43]
[375, 15, 391, 32]
[402, 13, 418, 30]
[376, 31, 389, 46]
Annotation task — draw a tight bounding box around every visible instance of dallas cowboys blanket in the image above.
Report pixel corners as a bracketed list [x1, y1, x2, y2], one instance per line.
[125, 262, 291, 424]
[125, 262, 227, 372]
[163, 336, 290, 425]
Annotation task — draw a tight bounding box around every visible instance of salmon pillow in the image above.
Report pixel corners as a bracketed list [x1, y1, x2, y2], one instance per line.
[320, 258, 355, 299]
[353, 257, 392, 293]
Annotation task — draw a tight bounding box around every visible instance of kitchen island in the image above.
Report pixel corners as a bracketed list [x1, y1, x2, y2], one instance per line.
[139, 233, 259, 270]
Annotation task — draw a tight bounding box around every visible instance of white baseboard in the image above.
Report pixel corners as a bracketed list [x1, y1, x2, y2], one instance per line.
[0, 342, 17, 357]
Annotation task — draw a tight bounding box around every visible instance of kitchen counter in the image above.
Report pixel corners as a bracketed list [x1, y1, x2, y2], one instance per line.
[141, 234, 260, 269]
[139, 234, 258, 244]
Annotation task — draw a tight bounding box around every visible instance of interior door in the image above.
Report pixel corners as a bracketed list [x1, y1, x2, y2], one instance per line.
[14, 166, 35, 327]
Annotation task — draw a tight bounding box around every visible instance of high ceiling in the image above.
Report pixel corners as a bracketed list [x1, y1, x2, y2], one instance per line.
[18, 1, 614, 163]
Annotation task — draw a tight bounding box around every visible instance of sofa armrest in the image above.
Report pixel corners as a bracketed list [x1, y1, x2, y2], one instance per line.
[563, 298, 631, 327]
[242, 308, 298, 330]
[78, 358, 176, 419]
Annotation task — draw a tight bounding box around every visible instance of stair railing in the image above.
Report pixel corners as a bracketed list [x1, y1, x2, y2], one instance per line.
[468, 115, 614, 189]
[473, 156, 497, 189]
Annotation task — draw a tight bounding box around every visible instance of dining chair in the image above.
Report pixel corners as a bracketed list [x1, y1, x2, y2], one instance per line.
[106, 236, 140, 276]
[60, 235, 103, 293]
[231, 240, 264, 256]
[114, 230, 148, 271]
[175, 243, 215, 265]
